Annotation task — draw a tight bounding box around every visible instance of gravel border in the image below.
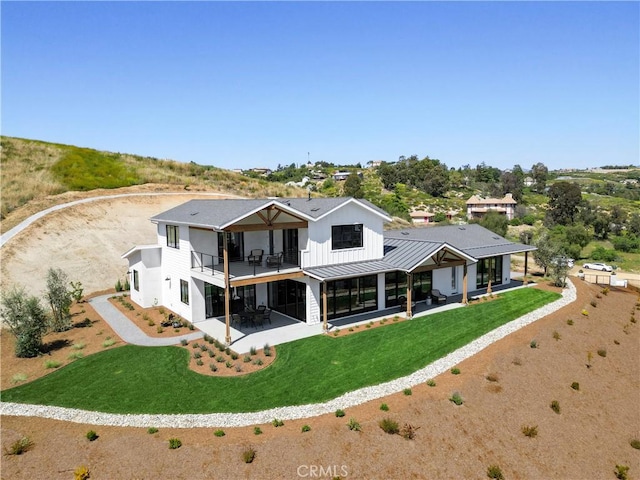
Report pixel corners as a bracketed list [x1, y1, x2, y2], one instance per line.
[1, 281, 576, 428]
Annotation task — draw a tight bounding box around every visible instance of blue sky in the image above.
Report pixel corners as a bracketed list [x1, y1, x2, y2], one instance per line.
[2, 1, 638, 171]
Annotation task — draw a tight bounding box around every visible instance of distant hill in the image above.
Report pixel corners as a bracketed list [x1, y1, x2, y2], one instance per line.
[0, 136, 303, 231]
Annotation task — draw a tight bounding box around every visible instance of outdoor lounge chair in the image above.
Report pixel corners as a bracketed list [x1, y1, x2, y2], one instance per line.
[398, 296, 416, 311]
[431, 289, 447, 304]
[266, 252, 283, 268]
[248, 249, 263, 265]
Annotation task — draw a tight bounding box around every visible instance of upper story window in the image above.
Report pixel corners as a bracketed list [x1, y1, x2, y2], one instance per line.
[331, 224, 363, 250]
[166, 225, 179, 249]
[133, 270, 139, 291]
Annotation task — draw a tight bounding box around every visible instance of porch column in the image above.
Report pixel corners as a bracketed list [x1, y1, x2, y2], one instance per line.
[322, 281, 328, 333]
[523, 251, 529, 285]
[406, 273, 413, 318]
[462, 264, 468, 304]
[223, 232, 231, 345]
[486, 257, 493, 294]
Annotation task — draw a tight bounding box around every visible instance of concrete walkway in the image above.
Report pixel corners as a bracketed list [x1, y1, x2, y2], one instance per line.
[89, 294, 203, 346]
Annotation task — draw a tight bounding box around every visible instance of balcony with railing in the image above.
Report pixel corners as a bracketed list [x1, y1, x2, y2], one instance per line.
[191, 249, 301, 280]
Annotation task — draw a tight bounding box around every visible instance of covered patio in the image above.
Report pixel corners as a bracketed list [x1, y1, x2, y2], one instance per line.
[195, 280, 530, 354]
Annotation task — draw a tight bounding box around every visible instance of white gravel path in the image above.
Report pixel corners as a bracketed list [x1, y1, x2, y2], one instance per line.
[1, 281, 576, 428]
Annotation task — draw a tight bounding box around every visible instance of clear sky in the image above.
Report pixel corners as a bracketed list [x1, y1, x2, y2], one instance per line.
[2, 1, 638, 171]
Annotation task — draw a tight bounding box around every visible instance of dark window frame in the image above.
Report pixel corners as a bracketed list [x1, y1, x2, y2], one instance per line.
[180, 279, 189, 305]
[331, 224, 363, 250]
[166, 225, 179, 249]
[133, 270, 139, 291]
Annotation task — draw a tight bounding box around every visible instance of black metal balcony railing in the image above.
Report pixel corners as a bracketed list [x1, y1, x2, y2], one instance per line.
[191, 250, 300, 278]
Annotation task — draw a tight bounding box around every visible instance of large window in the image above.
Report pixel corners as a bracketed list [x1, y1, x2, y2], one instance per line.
[218, 232, 244, 262]
[268, 280, 306, 321]
[331, 224, 363, 250]
[321, 275, 377, 320]
[476, 256, 503, 288]
[180, 279, 189, 305]
[385, 271, 432, 306]
[166, 225, 179, 249]
[133, 270, 139, 291]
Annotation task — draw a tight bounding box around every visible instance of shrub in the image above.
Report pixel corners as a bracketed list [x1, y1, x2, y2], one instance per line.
[263, 343, 272, 357]
[4, 437, 34, 455]
[486, 373, 499, 382]
[379, 418, 399, 434]
[225, 347, 231, 355]
[209, 363, 217, 372]
[512, 357, 522, 366]
[530, 339, 538, 348]
[380, 403, 389, 411]
[231, 352, 239, 360]
[581, 309, 589, 316]
[451, 367, 461, 375]
[214, 429, 225, 437]
[597, 348, 607, 357]
[272, 419, 284, 427]
[630, 439, 640, 450]
[249, 346, 257, 355]
[216, 355, 225, 363]
[253, 358, 263, 366]
[147, 427, 158, 434]
[168, 438, 182, 449]
[225, 361, 233, 369]
[196, 359, 204, 366]
[102, 338, 115, 348]
[426, 379, 436, 387]
[156, 326, 164, 334]
[590, 299, 597, 308]
[235, 364, 242, 372]
[243, 355, 251, 363]
[487, 465, 505, 480]
[571, 382, 580, 391]
[86, 430, 98, 441]
[553, 331, 561, 341]
[601, 287, 610, 295]
[301, 425, 311, 433]
[521, 425, 538, 438]
[203, 334, 213, 343]
[46, 268, 73, 332]
[192, 342, 199, 349]
[450, 392, 464, 405]
[193, 351, 202, 359]
[253, 427, 262, 435]
[147, 319, 155, 327]
[567, 319, 574, 325]
[208, 350, 215, 358]
[74, 465, 90, 480]
[615, 465, 629, 480]
[347, 418, 361, 431]
[335, 409, 346, 418]
[44, 360, 62, 369]
[550, 400, 561, 414]
[11, 373, 27, 385]
[400, 423, 420, 440]
[72, 342, 86, 350]
[115, 278, 123, 292]
[403, 388, 412, 395]
[1, 286, 49, 358]
[68, 352, 84, 360]
[242, 446, 256, 464]
[200, 344, 208, 352]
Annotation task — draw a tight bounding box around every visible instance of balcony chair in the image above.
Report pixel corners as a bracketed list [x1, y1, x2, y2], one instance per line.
[266, 252, 283, 268]
[248, 249, 263, 266]
[431, 289, 447, 304]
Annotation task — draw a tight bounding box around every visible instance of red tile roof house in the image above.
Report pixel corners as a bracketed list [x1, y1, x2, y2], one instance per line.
[466, 193, 517, 221]
[122, 197, 535, 344]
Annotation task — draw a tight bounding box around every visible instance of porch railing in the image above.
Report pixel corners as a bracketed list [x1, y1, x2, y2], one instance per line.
[191, 250, 301, 277]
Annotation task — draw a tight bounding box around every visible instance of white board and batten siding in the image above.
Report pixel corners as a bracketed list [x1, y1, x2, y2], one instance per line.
[157, 223, 196, 322]
[127, 246, 162, 309]
[305, 203, 385, 268]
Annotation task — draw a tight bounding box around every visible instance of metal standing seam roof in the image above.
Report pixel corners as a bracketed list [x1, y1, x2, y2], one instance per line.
[381, 237, 445, 271]
[150, 197, 391, 228]
[304, 260, 398, 281]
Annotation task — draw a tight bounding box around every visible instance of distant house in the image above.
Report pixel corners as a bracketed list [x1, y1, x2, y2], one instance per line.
[332, 171, 352, 181]
[250, 168, 272, 176]
[410, 210, 435, 224]
[466, 193, 517, 221]
[524, 177, 534, 187]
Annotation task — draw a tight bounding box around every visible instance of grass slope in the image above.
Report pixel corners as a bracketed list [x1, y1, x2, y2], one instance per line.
[1, 288, 560, 414]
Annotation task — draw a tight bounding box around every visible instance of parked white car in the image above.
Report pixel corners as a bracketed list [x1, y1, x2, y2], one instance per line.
[582, 262, 613, 272]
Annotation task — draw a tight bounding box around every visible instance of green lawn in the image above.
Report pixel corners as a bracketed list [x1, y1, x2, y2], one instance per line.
[1, 288, 560, 414]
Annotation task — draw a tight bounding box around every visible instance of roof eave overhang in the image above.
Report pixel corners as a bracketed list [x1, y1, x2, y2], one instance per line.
[407, 242, 477, 272]
[314, 198, 393, 223]
[219, 199, 314, 230]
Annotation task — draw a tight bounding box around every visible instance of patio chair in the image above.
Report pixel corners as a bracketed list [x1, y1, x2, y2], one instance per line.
[253, 313, 265, 329]
[266, 252, 283, 268]
[398, 296, 416, 312]
[256, 305, 266, 313]
[248, 249, 263, 265]
[263, 309, 272, 325]
[431, 289, 447, 304]
[231, 313, 242, 328]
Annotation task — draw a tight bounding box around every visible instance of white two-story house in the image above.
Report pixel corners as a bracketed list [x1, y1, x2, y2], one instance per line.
[122, 197, 535, 344]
